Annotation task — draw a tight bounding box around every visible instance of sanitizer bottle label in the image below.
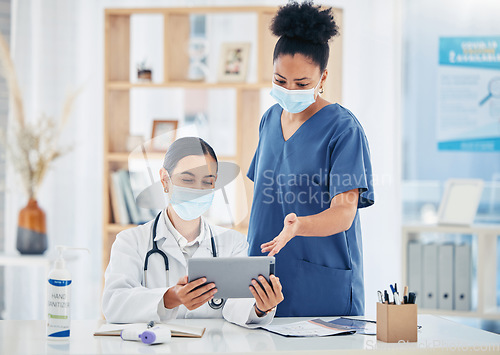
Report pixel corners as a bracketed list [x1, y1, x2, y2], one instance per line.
[47, 279, 72, 338]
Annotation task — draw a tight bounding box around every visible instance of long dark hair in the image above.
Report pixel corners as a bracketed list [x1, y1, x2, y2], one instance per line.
[163, 137, 218, 175]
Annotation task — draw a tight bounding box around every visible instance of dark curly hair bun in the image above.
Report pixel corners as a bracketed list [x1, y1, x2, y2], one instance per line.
[271, 1, 339, 44]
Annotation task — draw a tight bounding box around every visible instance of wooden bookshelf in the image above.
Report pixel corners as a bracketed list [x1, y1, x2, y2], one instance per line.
[103, 6, 343, 274]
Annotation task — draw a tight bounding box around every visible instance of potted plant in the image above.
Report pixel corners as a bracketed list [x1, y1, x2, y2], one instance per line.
[0, 33, 78, 254]
[137, 60, 152, 82]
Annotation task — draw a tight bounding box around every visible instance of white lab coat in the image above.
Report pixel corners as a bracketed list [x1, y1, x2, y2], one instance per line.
[102, 210, 275, 328]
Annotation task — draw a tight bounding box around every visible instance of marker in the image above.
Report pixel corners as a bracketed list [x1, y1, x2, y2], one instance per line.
[384, 290, 389, 304]
[377, 290, 383, 303]
[408, 292, 416, 304]
[390, 284, 400, 304]
[403, 295, 408, 304]
[394, 283, 398, 293]
[394, 292, 401, 305]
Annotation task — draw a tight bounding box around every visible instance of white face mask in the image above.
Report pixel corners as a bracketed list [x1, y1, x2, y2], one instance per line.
[168, 185, 214, 221]
[270, 75, 323, 113]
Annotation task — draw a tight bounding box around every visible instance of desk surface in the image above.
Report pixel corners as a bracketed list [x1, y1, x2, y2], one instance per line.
[1, 315, 499, 354]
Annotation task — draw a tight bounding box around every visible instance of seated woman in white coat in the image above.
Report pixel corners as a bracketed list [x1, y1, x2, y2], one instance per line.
[103, 137, 284, 327]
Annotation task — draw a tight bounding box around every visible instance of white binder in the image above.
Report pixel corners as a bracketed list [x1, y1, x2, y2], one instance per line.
[422, 243, 438, 309]
[437, 243, 454, 310]
[454, 244, 472, 311]
[408, 241, 423, 304]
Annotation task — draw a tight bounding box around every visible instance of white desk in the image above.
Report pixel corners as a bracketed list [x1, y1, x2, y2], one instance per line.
[1, 315, 499, 354]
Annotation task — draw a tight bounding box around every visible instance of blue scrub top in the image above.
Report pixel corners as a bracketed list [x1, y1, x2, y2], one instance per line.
[247, 103, 374, 317]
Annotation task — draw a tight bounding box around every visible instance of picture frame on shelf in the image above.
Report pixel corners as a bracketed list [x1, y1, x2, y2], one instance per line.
[218, 42, 251, 83]
[151, 119, 178, 152]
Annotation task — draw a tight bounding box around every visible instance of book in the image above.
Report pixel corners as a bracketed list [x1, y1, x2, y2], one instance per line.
[94, 323, 206, 338]
[118, 170, 142, 225]
[128, 169, 158, 222]
[110, 172, 130, 225]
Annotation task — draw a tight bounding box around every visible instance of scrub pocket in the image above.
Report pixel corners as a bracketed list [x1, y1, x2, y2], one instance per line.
[291, 259, 353, 317]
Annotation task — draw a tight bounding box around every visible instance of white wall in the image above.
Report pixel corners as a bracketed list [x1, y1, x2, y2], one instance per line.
[4, 0, 401, 319]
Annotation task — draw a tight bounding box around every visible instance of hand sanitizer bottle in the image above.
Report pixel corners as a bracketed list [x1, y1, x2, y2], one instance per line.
[47, 245, 89, 339]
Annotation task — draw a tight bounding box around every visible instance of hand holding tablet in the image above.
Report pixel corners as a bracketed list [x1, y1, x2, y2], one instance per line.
[187, 256, 283, 315]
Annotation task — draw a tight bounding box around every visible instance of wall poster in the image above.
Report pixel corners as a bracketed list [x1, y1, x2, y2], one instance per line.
[437, 36, 500, 151]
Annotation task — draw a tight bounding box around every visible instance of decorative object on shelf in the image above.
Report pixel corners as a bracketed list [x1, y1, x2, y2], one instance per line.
[137, 60, 152, 82]
[188, 14, 208, 81]
[185, 112, 209, 137]
[0, 33, 77, 255]
[17, 199, 47, 254]
[126, 134, 146, 153]
[218, 42, 251, 83]
[151, 119, 178, 152]
[188, 38, 209, 81]
[420, 203, 438, 224]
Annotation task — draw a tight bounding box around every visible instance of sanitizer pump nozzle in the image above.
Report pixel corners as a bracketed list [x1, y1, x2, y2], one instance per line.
[47, 245, 89, 339]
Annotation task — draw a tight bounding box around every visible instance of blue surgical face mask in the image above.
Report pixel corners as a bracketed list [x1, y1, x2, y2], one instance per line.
[168, 185, 214, 221]
[270, 75, 323, 113]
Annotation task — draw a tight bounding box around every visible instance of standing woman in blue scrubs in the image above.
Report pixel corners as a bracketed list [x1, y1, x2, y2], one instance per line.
[247, 1, 374, 317]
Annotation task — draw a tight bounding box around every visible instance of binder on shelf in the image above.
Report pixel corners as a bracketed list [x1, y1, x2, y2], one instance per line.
[407, 241, 423, 304]
[454, 243, 472, 311]
[437, 243, 454, 310]
[422, 243, 438, 309]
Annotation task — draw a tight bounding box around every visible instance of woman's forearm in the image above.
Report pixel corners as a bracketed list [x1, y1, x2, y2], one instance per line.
[261, 189, 360, 256]
[294, 189, 359, 237]
[296, 203, 357, 237]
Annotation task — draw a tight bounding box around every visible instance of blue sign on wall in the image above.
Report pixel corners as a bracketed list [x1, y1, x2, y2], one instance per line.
[437, 37, 500, 152]
[439, 37, 500, 70]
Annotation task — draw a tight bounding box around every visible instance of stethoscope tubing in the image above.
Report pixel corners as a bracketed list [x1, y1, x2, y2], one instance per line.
[143, 211, 224, 309]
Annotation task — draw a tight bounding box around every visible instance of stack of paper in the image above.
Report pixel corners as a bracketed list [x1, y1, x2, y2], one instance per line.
[262, 319, 355, 337]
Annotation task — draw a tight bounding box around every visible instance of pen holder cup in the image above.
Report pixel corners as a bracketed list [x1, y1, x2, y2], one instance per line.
[376, 303, 417, 343]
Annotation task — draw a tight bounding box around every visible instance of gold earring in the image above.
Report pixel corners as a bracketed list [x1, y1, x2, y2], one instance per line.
[319, 87, 324, 94]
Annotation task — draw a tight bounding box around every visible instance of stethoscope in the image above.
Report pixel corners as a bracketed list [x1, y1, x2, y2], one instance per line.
[143, 211, 225, 309]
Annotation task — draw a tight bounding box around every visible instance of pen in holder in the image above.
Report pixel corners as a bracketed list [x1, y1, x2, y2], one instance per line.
[376, 302, 417, 343]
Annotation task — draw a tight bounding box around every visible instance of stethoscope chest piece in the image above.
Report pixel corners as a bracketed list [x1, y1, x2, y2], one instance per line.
[208, 298, 225, 309]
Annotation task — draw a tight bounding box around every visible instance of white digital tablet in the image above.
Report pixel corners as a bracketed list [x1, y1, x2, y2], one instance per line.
[188, 256, 275, 299]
